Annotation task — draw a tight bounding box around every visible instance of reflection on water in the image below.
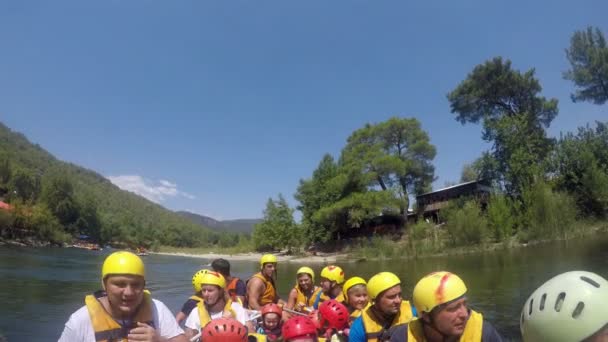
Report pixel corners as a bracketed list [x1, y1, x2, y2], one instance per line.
[1, 234, 607, 341]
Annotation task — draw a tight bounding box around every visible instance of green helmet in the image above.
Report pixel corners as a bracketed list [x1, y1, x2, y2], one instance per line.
[520, 271, 608, 342]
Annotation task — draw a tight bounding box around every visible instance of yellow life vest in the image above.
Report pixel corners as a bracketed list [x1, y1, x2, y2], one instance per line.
[348, 303, 370, 323]
[318, 290, 345, 307]
[405, 310, 483, 342]
[197, 299, 237, 328]
[295, 285, 322, 311]
[84, 291, 154, 342]
[361, 301, 415, 342]
[247, 272, 278, 308]
[189, 294, 204, 302]
[249, 332, 268, 342]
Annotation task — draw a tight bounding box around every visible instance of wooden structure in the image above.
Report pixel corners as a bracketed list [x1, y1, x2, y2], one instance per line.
[415, 180, 492, 222]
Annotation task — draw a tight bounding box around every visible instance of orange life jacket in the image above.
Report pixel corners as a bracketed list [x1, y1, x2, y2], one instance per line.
[247, 272, 278, 308]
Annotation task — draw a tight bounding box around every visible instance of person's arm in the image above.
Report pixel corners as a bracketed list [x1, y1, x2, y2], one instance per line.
[247, 277, 265, 310]
[285, 288, 298, 310]
[176, 299, 197, 325]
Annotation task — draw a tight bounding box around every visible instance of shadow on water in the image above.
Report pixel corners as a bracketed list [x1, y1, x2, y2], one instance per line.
[1, 233, 607, 341]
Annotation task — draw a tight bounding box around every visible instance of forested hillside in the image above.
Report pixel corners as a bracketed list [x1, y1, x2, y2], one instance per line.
[0, 122, 245, 249]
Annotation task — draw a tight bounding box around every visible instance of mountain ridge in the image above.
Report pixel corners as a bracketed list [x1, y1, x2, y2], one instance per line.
[176, 211, 260, 234]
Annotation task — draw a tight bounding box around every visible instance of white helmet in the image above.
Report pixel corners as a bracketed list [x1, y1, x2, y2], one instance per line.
[520, 271, 608, 342]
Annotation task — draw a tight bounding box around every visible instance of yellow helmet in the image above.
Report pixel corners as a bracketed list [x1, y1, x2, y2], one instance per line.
[192, 269, 226, 293]
[343, 276, 367, 301]
[260, 254, 278, 268]
[101, 251, 145, 280]
[320, 265, 345, 284]
[367, 272, 400, 300]
[413, 271, 467, 313]
[297, 266, 315, 282]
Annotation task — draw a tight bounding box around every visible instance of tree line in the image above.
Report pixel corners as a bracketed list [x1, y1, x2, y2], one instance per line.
[253, 26, 608, 252]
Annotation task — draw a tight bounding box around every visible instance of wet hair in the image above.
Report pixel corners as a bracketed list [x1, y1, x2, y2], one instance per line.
[211, 258, 231, 277]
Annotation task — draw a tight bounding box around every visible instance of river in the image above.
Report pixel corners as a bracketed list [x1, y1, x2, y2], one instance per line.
[1, 234, 607, 341]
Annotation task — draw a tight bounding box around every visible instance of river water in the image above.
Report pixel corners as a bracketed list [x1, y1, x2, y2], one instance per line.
[1, 234, 607, 341]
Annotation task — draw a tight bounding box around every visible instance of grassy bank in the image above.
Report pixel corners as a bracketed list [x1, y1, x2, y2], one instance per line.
[345, 219, 608, 261]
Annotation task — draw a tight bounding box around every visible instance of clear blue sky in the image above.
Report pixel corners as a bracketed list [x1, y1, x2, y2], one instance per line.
[1, 1, 606, 220]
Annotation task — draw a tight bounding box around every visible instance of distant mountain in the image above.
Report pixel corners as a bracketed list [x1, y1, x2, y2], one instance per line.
[0, 121, 223, 247]
[177, 211, 260, 234]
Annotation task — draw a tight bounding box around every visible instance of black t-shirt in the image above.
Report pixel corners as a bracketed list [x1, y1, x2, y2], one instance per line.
[180, 298, 199, 316]
[234, 279, 247, 296]
[389, 319, 503, 342]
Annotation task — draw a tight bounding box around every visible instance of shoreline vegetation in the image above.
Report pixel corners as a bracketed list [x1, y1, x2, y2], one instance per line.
[152, 219, 608, 263]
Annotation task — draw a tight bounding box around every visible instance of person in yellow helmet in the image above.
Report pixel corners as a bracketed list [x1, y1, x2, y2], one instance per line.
[58, 251, 187, 342]
[389, 271, 502, 342]
[348, 272, 416, 342]
[286, 266, 323, 313]
[247, 254, 282, 310]
[342, 276, 369, 323]
[314, 265, 345, 309]
[184, 269, 251, 340]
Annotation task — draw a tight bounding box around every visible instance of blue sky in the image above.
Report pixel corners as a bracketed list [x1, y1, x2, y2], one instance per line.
[0, 1, 606, 220]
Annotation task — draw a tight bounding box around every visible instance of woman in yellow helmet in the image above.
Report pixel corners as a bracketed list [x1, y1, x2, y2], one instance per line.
[286, 266, 323, 313]
[389, 271, 502, 342]
[342, 277, 370, 323]
[184, 269, 252, 340]
[58, 251, 187, 341]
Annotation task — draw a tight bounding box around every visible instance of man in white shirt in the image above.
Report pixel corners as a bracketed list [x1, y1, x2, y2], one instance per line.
[58, 251, 186, 342]
[184, 270, 252, 338]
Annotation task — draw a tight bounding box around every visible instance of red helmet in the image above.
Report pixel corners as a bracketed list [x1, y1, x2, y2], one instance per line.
[282, 316, 318, 341]
[319, 299, 349, 330]
[261, 303, 283, 317]
[202, 318, 248, 342]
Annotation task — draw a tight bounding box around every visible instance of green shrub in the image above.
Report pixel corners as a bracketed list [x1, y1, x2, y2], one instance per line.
[522, 182, 577, 240]
[445, 201, 488, 246]
[486, 195, 516, 242]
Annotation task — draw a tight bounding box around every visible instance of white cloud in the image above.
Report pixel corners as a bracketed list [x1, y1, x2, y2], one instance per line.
[107, 175, 196, 203]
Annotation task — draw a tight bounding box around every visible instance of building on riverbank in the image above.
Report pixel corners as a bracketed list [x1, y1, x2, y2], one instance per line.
[415, 180, 492, 223]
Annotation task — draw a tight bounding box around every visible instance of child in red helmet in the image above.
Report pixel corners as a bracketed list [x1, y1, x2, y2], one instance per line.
[318, 299, 349, 342]
[256, 303, 284, 341]
[200, 318, 248, 342]
[282, 316, 319, 342]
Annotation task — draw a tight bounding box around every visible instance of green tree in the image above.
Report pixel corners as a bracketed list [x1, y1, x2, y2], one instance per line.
[553, 122, 608, 217]
[295, 154, 343, 243]
[448, 57, 558, 195]
[460, 163, 478, 183]
[0, 153, 11, 185]
[564, 27, 608, 105]
[40, 172, 79, 230]
[253, 194, 300, 252]
[341, 117, 436, 213]
[8, 167, 40, 202]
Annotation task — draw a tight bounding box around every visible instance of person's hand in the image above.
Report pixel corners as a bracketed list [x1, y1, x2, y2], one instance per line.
[128, 322, 160, 342]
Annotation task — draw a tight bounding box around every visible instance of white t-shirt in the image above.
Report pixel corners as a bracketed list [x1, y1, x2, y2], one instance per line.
[184, 301, 249, 331]
[58, 298, 184, 341]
